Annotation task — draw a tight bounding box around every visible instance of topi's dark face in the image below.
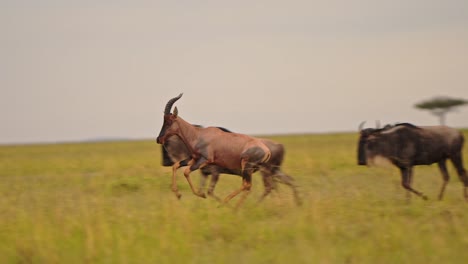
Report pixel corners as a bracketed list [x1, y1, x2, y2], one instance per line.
[158, 93, 183, 144]
[157, 114, 178, 144]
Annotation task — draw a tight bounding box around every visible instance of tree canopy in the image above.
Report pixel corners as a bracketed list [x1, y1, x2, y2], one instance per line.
[415, 97, 467, 110]
[415, 96, 467, 125]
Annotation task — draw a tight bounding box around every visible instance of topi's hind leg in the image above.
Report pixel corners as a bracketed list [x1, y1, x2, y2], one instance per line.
[257, 171, 274, 204]
[222, 167, 253, 209]
[437, 160, 450, 200]
[222, 178, 249, 206]
[273, 170, 302, 206]
[450, 152, 468, 201]
[234, 176, 252, 210]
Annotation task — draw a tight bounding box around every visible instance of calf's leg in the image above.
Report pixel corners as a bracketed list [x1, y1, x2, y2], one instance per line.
[206, 171, 223, 203]
[198, 170, 209, 196]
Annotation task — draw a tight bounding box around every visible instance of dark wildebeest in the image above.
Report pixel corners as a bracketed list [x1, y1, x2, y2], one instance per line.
[162, 131, 301, 205]
[358, 122, 468, 200]
[157, 93, 300, 208]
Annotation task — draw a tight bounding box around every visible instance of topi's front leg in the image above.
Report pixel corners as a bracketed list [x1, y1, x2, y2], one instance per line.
[183, 158, 208, 198]
[171, 161, 182, 199]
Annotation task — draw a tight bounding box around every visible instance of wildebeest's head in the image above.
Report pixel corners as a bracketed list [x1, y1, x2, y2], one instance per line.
[156, 93, 183, 144]
[357, 121, 388, 165]
[358, 122, 407, 166]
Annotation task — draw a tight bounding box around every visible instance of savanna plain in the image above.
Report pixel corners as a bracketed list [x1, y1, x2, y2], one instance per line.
[1, 131, 468, 263]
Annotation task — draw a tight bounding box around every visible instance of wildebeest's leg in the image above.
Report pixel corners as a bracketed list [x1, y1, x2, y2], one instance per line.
[400, 167, 428, 200]
[437, 160, 450, 200]
[449, 152, 468, 201]
[405, 167, 413, 201]
[182, 157, 208, 198]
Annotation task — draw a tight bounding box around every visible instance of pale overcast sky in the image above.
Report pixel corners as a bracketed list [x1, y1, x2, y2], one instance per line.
[1, 0, 467, 144]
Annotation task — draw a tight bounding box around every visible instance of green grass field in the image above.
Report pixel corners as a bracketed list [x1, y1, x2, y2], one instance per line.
[1, 131, 468, 263]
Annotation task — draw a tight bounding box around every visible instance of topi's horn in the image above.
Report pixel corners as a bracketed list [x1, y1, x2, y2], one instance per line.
[164, 93, 183, 115]
[358, 121, 366, 132]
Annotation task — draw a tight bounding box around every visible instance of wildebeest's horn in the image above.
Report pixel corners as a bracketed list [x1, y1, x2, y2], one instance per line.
[164, 93, 183, 115]
[358, 121, 366, 132]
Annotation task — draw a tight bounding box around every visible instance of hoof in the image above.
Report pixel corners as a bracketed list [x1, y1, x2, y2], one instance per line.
[176, 193, 182, 200]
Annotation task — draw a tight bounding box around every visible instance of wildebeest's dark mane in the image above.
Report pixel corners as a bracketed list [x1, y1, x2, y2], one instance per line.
[374, 122, 420, 133]
[393, 122, 421, 129]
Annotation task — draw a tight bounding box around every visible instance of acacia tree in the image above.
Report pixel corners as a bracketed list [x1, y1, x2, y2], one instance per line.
[415, 96, 467, 125]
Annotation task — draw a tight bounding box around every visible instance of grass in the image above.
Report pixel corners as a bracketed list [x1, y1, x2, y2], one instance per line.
[1, 131, 468, 263]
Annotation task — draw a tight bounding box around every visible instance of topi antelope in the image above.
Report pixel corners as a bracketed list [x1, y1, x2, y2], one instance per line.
[156, 93, 296, 208]
[162, 131, 301, 205]
[358, 122, 468, 200]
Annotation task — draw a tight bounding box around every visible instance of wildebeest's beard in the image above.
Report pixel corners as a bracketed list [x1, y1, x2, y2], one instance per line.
[357, 128, 380, 165]
[361, 135, 395, 167]
[357, 136, 368, 165]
